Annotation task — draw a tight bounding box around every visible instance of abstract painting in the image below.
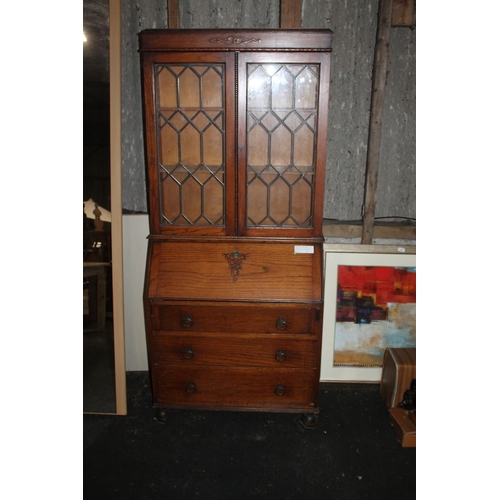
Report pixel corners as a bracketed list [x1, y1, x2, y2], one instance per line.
[334, 264, 416, 366]
[321, 250, 416, 382]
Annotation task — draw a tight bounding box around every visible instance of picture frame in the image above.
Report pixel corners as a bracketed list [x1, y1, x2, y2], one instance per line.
[320, 245, 416, 382]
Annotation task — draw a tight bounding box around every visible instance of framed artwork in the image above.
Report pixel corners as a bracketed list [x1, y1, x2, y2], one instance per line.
[320, 249, 416, 382]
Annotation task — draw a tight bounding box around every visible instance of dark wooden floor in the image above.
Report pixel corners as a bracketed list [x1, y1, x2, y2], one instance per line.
[84, 372, 415, 499]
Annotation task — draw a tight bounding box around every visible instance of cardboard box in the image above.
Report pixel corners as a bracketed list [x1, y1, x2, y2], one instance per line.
[380, 347, 416, 409]
[389, 408, 416, 447]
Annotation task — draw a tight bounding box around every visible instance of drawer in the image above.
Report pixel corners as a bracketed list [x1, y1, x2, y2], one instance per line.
[146, 240, 322, 302]
[151, 366, 318, 408]
[150, 302, 321, 335]
[150, 333, 318, 368]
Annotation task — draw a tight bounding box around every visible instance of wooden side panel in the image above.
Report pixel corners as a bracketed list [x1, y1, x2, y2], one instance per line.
[147, 241, 322, 302]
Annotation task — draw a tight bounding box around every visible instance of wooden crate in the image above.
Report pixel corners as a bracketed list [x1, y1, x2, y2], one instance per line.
[389, 408, 416, 447]
[380, 347, 416, 409]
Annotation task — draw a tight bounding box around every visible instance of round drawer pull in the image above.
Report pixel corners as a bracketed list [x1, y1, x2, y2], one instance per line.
[274, 383, 286, 396]
[182, 346, 195, 359]
[276, 317, 288, 331]
[275, 349, 287, 362]
[181, 315, 193, 328]
[185, 381, 197, 394]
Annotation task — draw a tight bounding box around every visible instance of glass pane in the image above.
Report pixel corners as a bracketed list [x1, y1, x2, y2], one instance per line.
[155, 64, 225, 227]
[246, 64, 319, 228]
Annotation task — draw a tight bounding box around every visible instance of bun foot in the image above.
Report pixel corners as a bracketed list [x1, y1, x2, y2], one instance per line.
[155, 408, 168, 423]
[301, 413, 318, 428]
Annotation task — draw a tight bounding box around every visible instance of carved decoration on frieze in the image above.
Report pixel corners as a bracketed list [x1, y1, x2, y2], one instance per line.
[209, 36, 261, 45]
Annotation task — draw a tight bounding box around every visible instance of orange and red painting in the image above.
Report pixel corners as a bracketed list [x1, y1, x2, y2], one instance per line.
[334, 265, 416, 367]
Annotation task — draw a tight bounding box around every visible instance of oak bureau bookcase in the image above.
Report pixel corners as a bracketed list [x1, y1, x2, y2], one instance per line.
[139, 29, 332, 426]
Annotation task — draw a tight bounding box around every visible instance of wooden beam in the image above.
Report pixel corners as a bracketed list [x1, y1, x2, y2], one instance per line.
[168, 0, 180, 29]
[323, 220, 415, 240]
[324, 243, 416, 255]
[361, 0, 393, 244]
[280, 0, 302, 29]
[392, 0, 415, 27]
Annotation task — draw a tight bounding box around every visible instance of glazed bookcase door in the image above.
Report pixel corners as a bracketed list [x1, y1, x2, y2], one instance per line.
[141, 52, 236, 236]
[237, 52, 330, 238]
